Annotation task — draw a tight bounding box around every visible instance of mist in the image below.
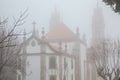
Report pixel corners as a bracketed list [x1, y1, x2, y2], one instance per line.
[0, 0, 120, 80]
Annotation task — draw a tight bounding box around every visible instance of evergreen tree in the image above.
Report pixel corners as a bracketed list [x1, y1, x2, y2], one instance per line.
[103, 0, 120, 13]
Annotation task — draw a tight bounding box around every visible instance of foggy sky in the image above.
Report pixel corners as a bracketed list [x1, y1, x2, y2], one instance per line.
[0, 0, 120, 44]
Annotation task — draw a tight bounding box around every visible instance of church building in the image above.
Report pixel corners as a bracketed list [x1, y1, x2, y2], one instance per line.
[17, 4, 105, 80]
[18, 8, 87, 80]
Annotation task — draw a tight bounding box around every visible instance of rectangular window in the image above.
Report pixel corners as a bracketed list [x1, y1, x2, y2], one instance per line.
[18, 75, 21, 80]
[49, 56, 56, 69]
[64, 75, 66, 80]
[50, 75, 56, 80]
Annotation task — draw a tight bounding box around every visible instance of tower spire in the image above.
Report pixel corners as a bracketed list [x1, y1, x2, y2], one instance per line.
[76, 26, 80, 38]
[97, 0, 99, 8]
[41, 27, 45, 40]
[92, 4, 105, 45]
[49, 7, 61, 31]
[32, 21, 36, 35]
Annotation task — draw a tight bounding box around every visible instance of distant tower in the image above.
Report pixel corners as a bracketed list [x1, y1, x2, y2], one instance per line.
[90, 4, 105, 80]
[92, 5, 105, 45]
[49, 7, 61, 31]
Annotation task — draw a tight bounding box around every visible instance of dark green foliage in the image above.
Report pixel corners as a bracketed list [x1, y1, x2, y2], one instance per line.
[118, 77, 120, 80]
[103, 0, 120, 13]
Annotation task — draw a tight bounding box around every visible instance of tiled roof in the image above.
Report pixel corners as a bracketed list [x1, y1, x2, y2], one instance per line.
[45, 23, 77, 41]
[48, 44, 64, 53]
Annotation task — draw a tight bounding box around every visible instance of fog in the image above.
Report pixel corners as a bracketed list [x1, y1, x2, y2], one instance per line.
[1, 0, 120, 42]
[1, 0, 120, 80]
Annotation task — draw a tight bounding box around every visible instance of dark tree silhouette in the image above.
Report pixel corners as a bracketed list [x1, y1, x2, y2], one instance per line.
[0, 10, 28, 80]
[103, 0, 120, 13]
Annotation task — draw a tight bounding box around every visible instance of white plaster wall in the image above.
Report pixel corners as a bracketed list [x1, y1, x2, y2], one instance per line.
[61, 42, 75, 54]
[26, 56, 40, 80]
[45, 46, 55, 53]
[49, 42, 75, 54]
[26, 39, 40, 53]
[72, 59, 75, 80]
[80, 44, 86, 80]
[89, 64, 92, 80]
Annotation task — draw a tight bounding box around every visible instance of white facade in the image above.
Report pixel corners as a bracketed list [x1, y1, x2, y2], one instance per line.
[19, 7, 87, 80]
[18, 25, 87, 80]
[80, 44, 87, 80]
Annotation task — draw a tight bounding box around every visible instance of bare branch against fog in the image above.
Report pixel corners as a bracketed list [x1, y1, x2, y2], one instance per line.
[0, 9, 28, 45]
[91, 39, 120, 80]
[0, 9, 28, 80]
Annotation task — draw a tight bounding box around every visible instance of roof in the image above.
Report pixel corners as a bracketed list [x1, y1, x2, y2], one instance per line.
[45, 23, 77, 41]
[48, 43, 65, 53]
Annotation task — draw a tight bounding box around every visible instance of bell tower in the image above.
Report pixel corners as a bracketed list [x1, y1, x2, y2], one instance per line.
[92, 5, 105, 45]
[90, 4, 106, 80]
[49, 7, 61, 31]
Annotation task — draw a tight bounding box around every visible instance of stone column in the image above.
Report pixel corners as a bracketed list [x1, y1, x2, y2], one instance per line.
[59, 56, 62, 80]
[41, 54, 46, 80]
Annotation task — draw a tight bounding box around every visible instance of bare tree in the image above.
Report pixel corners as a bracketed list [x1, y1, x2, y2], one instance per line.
[0, 9, 28, 80]
[91, 39, 120, 80]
